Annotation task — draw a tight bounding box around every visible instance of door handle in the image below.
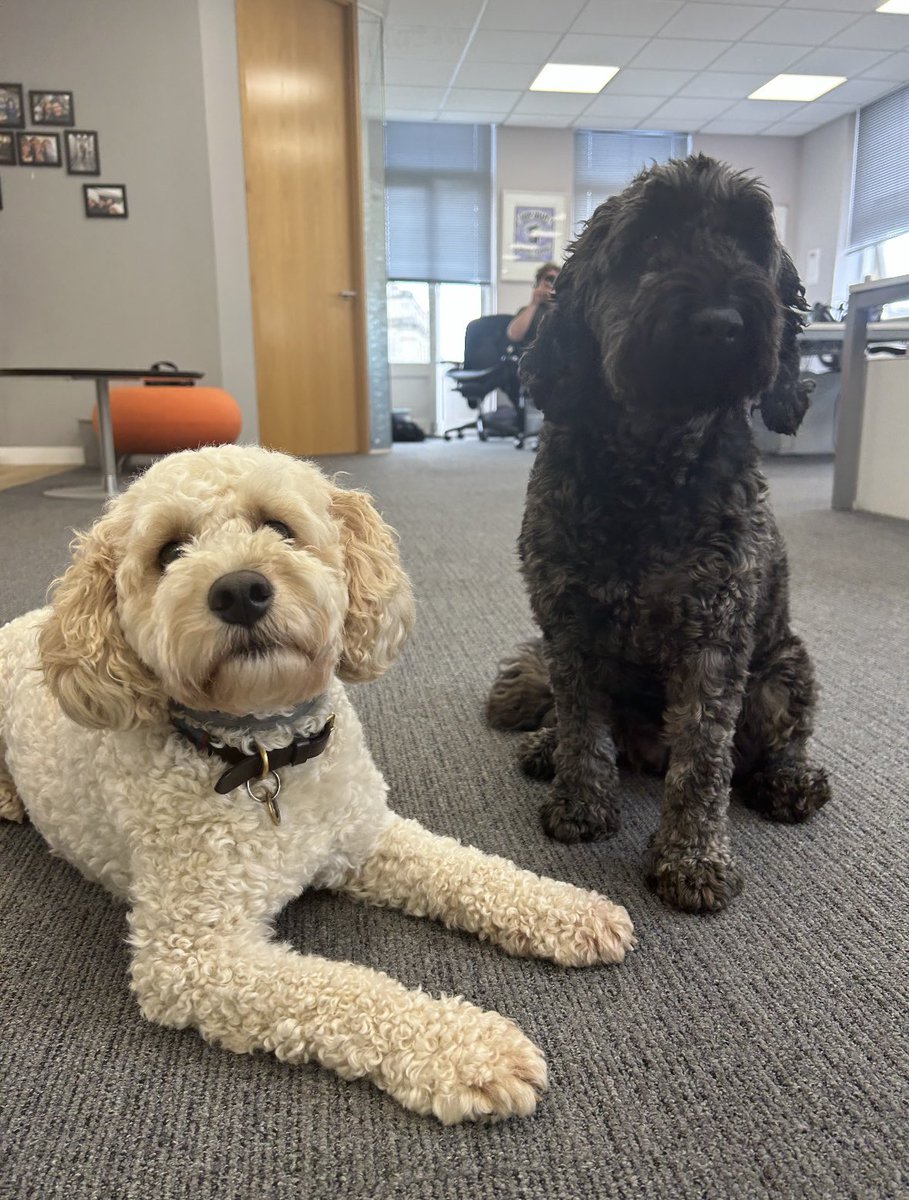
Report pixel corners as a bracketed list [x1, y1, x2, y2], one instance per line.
[339, 291, 357, 299]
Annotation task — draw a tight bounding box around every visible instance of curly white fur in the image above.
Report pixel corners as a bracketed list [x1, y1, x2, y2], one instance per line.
[0, 444, 634, 1123]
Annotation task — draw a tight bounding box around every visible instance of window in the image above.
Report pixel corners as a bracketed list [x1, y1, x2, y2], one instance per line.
[849, 84, 909, 253]
[386, 282, 430, 365]
[573, 130, 690, 232]
[385, 122, 493, 285]
[837, 85, 909, 318]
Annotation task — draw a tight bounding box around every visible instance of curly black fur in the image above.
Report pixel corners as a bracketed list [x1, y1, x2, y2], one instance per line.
[487, 155, 830, 913]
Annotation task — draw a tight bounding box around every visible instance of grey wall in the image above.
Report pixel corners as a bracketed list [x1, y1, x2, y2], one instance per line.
[791, 114, 856, 309]
[0, 0, 224, 449]
[692, 132, 801, 243]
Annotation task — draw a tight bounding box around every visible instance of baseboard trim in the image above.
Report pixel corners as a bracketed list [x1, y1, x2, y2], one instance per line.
[0, 446, 85, 466]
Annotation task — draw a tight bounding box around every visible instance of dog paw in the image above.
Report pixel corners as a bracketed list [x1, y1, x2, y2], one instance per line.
[540, 790, 619, 843]
[518, 727, 557, 780]
[386, 1001, 548, 1124]
[738, 764, 831, 824]
[646, 849, 744, 913]
[0, 782, 25, 823]
[531, 887, 636, 967]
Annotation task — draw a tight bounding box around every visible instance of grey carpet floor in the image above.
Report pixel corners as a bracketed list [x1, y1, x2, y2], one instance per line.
[1, 445, 906, 1200]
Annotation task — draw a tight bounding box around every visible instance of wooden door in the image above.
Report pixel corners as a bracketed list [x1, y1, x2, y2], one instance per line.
[237, 0, 368, 456]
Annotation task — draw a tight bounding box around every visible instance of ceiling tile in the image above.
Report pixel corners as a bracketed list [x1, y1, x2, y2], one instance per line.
[815, 77, 895, 103]
[649, 96, 736, 121]
[384, 0, 482, 27]
[444, 88, 523, 111]
[510, 91, 595, 116]
[603, 68, 696, 95]
[700, 118, 777, 134]
[550, 33, 649, 66]
[801, 100, 861, 120]
[581, 93, 666, 118]
[659, 3, 772, 40]
[788, 45, 892, 75]
[459, 29, 561, 63]
[384, 27, 472, 61]
[709, 42, 804, 71]
[438, 109, 512, 123]
[744, 8, 859, 44]
[570, 0, 683, 37]
[629, 38, 732, 69]
[504, 113, 573, 126]
[722, 98, 808, 120]
[677, 72, 770, 99]
[479, 0, 587, 32]
[452, 61, 539, 89]
[783, 0, 883, 10]
[576, 115, 648, 129]
[859, 49, 909, 79]
[829, 12, 909, 49]
[384, 86, 446, 109]
[384, 58, 457, 87]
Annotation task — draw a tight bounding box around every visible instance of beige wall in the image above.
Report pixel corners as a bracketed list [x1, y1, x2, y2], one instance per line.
[0, 0, 255, 453]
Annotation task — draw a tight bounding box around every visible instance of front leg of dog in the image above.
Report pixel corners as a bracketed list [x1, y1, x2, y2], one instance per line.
[339, 815, 634, 967]
[647, 667, 746, 913]
[128, 904, 547, 1124]
[542, 638, 621, 843]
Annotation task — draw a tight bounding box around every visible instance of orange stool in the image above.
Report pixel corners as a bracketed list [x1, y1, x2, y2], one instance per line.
[92, 386, 242, 457]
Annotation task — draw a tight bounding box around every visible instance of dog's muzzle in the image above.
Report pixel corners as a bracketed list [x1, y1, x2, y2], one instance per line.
[208, 570, 274, 627]
[690, 306, 744, 356]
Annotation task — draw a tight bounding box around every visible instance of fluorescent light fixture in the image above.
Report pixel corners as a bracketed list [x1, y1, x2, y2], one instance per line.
[876, 1, 909, 13]
[530, 63, 619, 93]
[749, 74, 846, 102]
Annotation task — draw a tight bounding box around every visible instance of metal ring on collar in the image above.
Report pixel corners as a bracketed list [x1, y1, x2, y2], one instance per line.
[245, 770, 282, 825]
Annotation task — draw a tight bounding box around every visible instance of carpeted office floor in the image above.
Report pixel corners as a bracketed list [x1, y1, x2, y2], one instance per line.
[1, 443, 906, 1200]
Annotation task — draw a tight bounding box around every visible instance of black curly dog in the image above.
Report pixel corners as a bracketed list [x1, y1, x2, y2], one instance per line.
[487, 155, 830, 914]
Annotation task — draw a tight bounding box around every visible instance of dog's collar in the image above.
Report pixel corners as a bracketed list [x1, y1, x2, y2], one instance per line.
[170, 703, 335, 825]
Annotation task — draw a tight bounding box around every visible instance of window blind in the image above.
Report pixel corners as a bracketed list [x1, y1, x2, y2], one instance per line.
[385, 122, 493, 284]
[573, 130, 690, 228]
[849, 84, 909, 251]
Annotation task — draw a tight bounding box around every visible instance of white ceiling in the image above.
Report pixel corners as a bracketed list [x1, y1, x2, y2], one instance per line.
[372, 0, 909, 135]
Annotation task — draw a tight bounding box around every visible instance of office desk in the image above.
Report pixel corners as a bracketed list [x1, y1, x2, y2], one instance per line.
[0, 367, 202, 500]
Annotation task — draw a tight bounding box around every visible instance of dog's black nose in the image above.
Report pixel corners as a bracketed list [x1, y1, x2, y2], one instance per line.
[691, 307, 744, 348]
[208, 571, 274, 626]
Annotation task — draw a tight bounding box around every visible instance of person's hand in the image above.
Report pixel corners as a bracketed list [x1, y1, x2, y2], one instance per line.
[531, 281, 555, 305]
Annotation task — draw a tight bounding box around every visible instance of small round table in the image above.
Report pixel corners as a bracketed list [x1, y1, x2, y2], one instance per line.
[0, 367, 203, 500]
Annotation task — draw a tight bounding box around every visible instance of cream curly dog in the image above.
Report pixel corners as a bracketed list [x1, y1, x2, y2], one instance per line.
[0, 444, 633, 1124]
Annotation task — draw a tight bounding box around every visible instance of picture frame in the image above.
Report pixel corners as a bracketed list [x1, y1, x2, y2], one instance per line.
[65, 130, 100, 176]
[84, 183, 128, 219]
[16, 131, 61, 167]
[0, 131, 15, 165]
[0, 83, 24, 129]
[500, 190, 568, 282]
[29, 90, 75, 126]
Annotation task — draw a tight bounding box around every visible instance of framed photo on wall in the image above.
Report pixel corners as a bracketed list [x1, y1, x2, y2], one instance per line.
[16, 132, 61, 167]
[29, 90, 75, 126]
[84, 183, 128, 218]
[0, 131, 15, 165]
[0, 83, 24, 129]
[65, 130, 100, 175]
[500, 191, 568, 282]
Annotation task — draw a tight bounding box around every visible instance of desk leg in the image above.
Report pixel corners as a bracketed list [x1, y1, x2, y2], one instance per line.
[43, 377, 120, 502]
[95, 378, 120, 499]
[831, 306, 869, 511]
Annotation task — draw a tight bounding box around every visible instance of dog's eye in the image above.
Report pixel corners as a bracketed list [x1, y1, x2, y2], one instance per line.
[158, 540, 187, 569]
[262, 519, 294, 541]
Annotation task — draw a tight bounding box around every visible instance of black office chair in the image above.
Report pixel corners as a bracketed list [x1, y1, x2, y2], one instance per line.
[443, 314, 526, 446]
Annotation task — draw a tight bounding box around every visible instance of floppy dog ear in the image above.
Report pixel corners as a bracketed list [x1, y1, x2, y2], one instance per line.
[759, 248, 814, 435]
[521, 201, 615, 423]
[38, 514, 162, 730]
[329, 486, 415, 683]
